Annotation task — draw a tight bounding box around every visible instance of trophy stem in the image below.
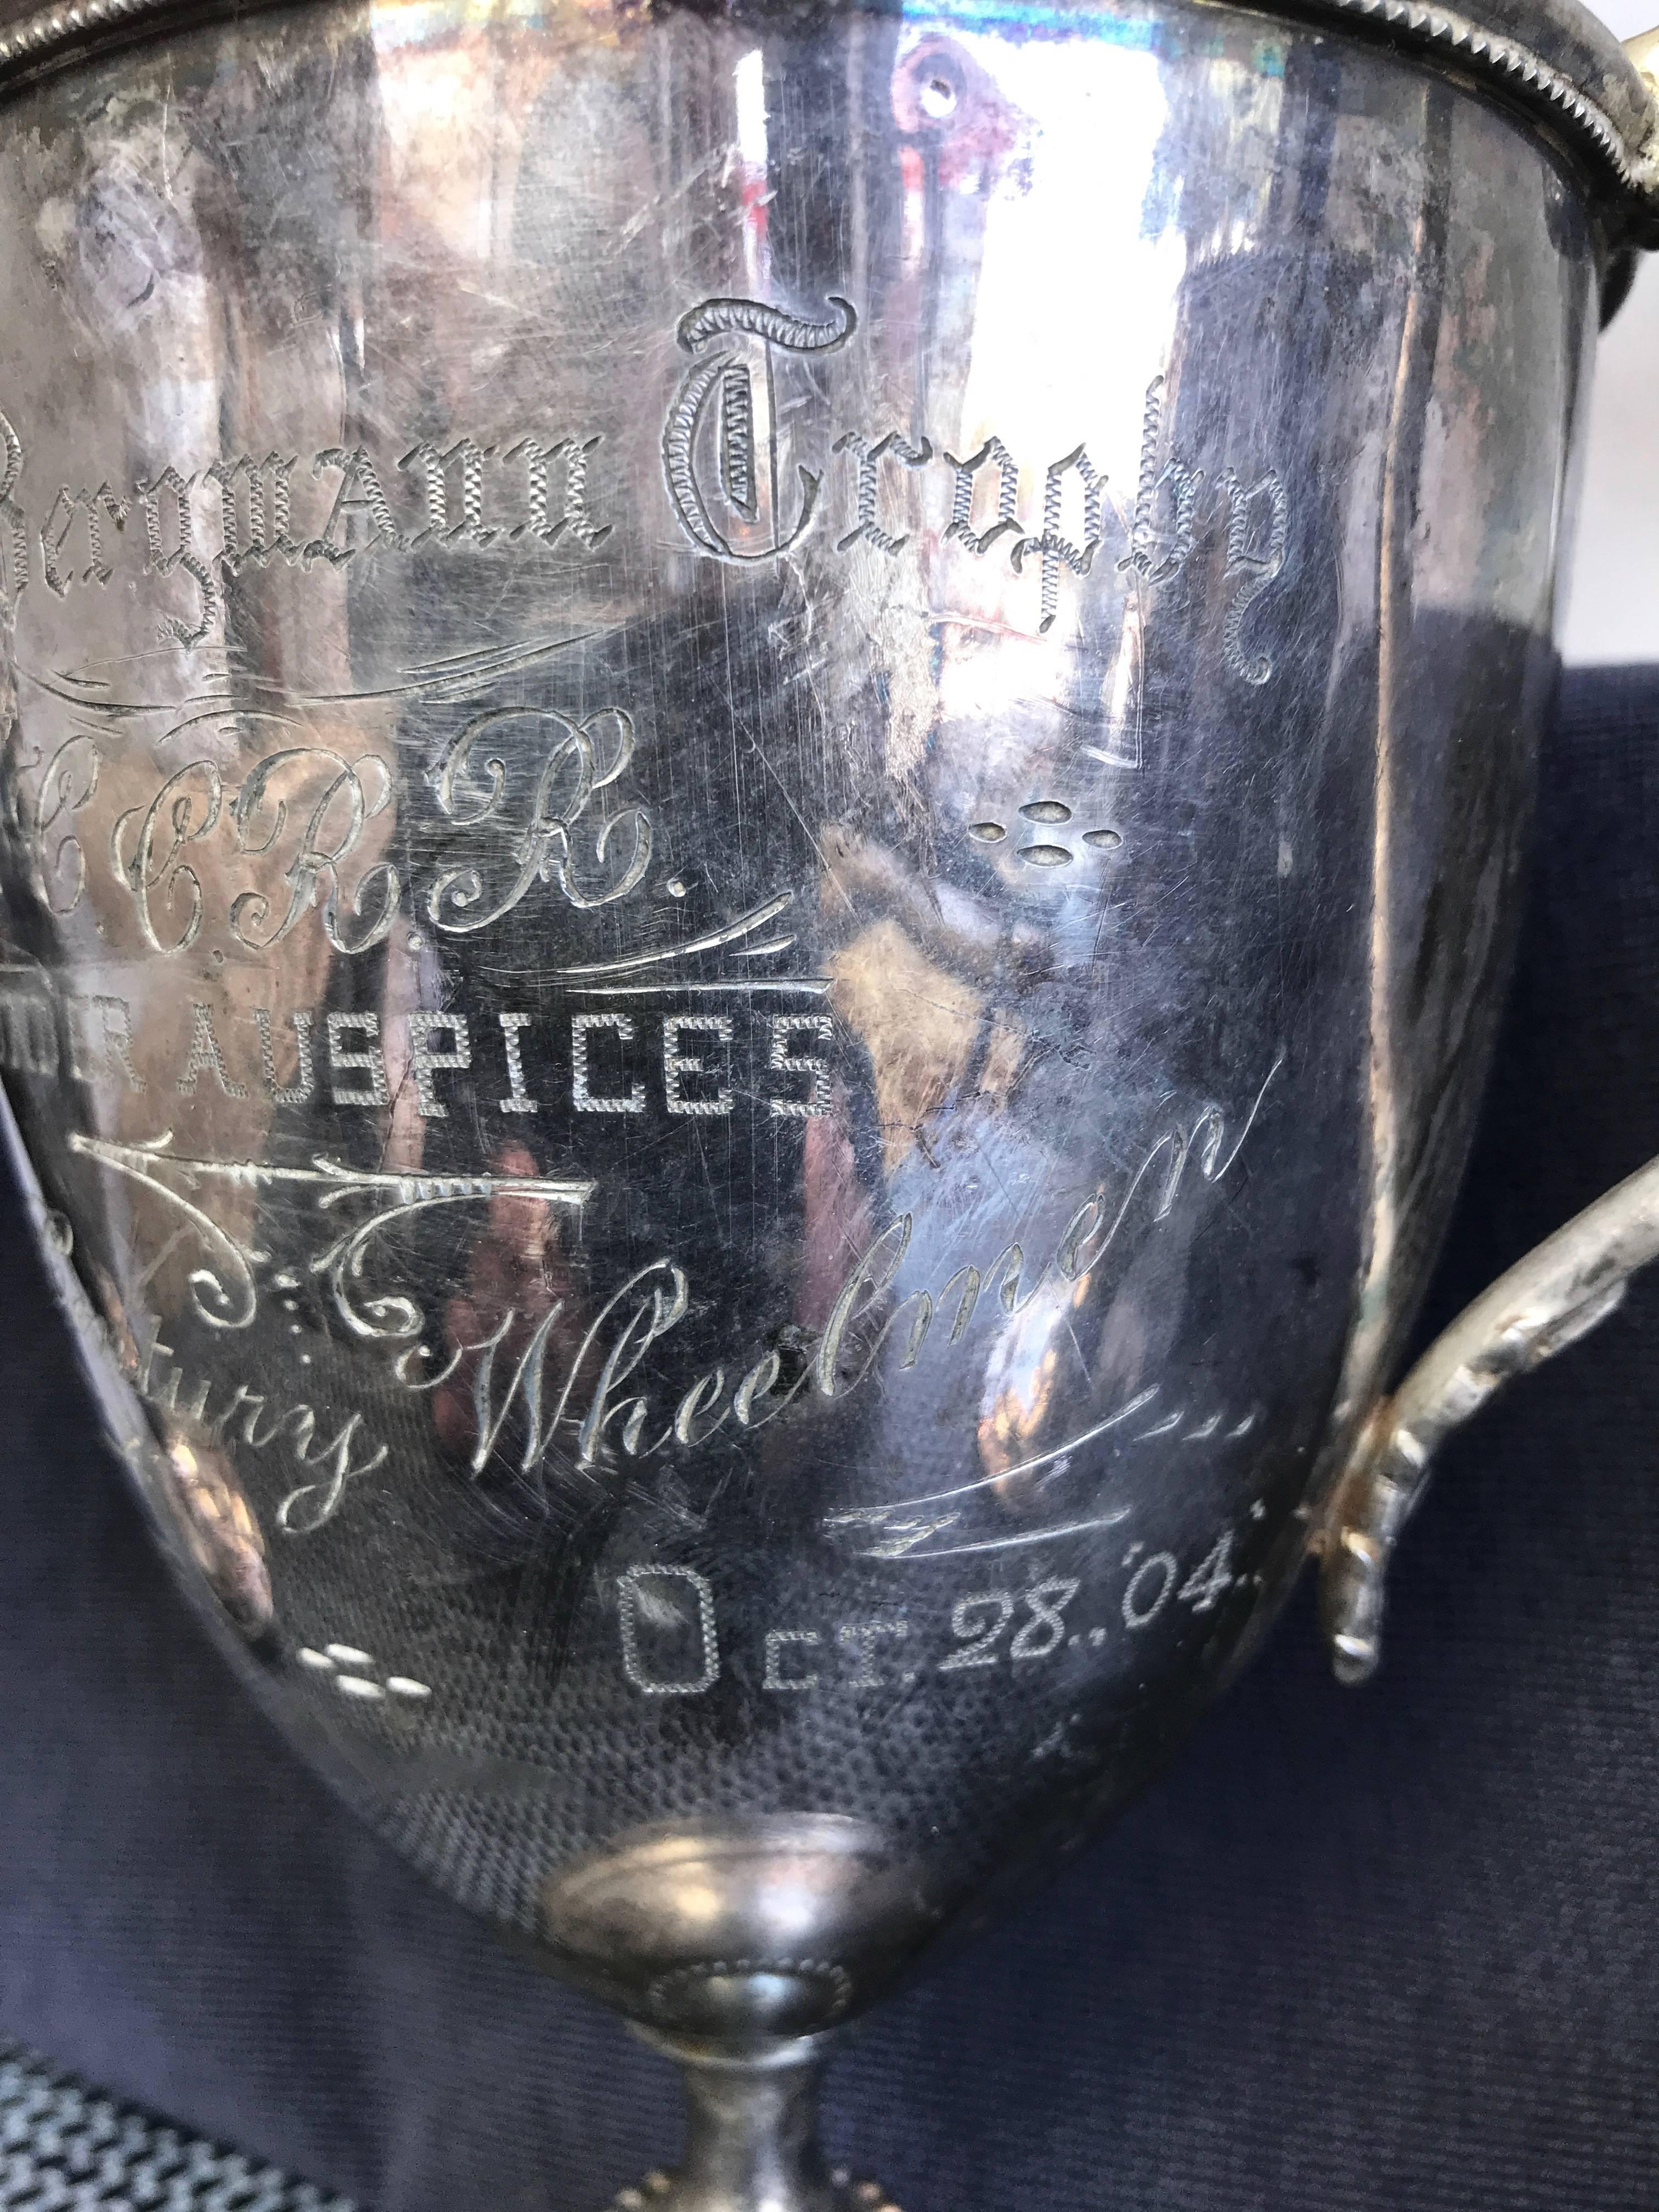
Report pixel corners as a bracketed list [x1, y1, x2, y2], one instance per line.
[615, 2038, 898, 2212]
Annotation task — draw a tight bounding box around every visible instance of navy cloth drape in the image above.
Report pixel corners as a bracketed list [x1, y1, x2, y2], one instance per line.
[1, 665, 1656, 2211]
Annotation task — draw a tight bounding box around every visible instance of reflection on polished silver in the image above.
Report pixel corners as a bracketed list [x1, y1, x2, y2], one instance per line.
[2, 0, 1658, 2202]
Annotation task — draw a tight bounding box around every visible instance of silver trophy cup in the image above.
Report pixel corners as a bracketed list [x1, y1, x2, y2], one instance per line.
[2, 0, 1658, 2200]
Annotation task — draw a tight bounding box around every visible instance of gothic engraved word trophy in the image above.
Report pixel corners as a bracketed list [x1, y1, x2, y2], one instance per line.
[2, 0, 1658, 2200]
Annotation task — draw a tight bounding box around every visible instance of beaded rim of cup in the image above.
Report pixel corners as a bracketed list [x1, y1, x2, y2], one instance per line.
[0, 0, 1654, 235]
[1310, 0, 1659, 225]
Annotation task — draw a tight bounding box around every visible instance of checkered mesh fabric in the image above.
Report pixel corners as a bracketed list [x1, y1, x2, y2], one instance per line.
[0, 2045, 353, 2212]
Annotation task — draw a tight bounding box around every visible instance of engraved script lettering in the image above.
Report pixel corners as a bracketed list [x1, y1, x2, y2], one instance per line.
[16, 709, 651, 954]
[663, 294, 859, 560]
[0, 413, 611, 642]
[1, 315, 1293, 673]
[426, 706, 652, 933]
[653, 301, 1290, 669]
[404, 1067, 1278, 1492]
[137, 1334, 390, 1535]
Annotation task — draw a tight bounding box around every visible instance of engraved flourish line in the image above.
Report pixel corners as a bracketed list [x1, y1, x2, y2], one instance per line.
[675, 296, 857, 353]
[67, 1132, 594, 1334]
[17, 630, 599, 718]
[853, 1510, 1138, 1564]
[551, 890, 797, 979]
[67, 1131, 259, 1329]
[573, 978, 828, 999]
[81, 1139, 594, 1211]
[825, 1386, 1161, 1530]
[308, 1189, 583, 1342]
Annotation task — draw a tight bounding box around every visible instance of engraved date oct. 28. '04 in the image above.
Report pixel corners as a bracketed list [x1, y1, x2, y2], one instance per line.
[613, 1525, 1246, 1699]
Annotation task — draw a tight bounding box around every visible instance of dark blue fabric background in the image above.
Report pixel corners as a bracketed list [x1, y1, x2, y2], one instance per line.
[1, 666, 1656, 2211]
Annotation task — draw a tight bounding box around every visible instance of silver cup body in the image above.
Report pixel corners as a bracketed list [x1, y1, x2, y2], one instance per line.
[0, 0, 1599, 2041]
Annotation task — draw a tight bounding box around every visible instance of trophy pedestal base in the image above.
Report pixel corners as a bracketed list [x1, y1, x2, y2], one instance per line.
[607, 2169, 900, 2212]
[610, 2041, 900, 2212]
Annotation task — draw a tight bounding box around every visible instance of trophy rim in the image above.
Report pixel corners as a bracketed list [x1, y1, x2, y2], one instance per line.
[0, 0, 1655, 234]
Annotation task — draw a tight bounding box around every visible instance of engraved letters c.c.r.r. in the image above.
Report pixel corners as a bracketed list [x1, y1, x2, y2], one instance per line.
[21, 709, 656, 958]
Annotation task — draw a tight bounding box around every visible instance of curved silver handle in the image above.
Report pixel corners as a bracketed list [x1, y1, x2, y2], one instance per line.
[1316, 1154, 1659, 1684]
[1316, 17, 1659, 1686]
[1346, 39, 1659, 1681]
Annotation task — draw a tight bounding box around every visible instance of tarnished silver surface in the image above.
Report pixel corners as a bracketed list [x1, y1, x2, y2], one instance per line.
[0, 0, 1656, 2203]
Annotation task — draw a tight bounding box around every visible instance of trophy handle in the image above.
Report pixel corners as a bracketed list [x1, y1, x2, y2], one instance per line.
[1321, 30, 1659, 1682]
[1317, 1154, 1659, 1683]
